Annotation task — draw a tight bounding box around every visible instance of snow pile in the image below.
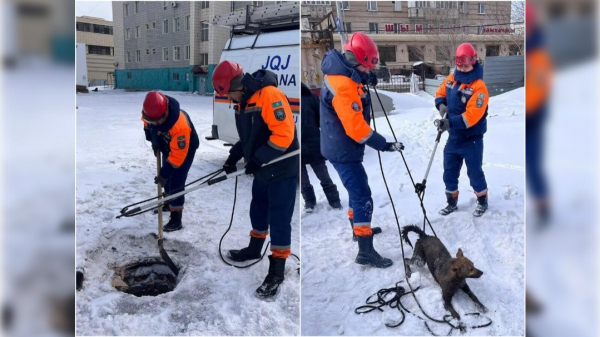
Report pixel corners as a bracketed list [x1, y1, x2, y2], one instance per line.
[76, 90, 300, 335]
[301, 89, 524, 335]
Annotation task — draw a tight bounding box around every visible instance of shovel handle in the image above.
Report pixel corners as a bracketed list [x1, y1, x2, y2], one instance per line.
[156, 153, 164, 242]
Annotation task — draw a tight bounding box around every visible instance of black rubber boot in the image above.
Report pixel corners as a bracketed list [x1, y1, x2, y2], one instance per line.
[163, 211, 182, 232]
[302, 185, 317, 213]
[324, 185, 342, 210]
[256, 255, 286, 299]
[355, 235, 393, 268]
[473, 194, 488, 217]
[350, 218, 381, 242]
[228, 236, 266, 262]
[439, 192, 458, 216]
[304, 200, 316, 213]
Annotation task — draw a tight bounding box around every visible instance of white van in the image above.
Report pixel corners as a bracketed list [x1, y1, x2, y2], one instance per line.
[210, 29, 300, 144]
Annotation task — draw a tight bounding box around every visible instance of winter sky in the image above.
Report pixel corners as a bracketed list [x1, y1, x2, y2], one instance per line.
[76, 1, 113, 21]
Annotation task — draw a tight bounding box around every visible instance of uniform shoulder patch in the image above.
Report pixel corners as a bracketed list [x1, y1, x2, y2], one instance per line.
[478, 93, 485, 99]
[271, 101, 283, 108]
[476, 98, 484, 108]
[351, 102, 361, 111]
[274, 108, 286, 121]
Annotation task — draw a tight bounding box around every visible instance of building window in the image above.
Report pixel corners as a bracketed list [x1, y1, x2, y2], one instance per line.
[173, 46, 181, 61]
[459, 1, 469, 13]
[408, 45, 424, 62]
[88, 45, 112, 55]
[478, 3, 485, 14]
[486, 45, 500, 56]
[200, 53, 208, 65]
[186, 73, 190, 81]
[304, 1, 331, 5]
[185, 15, 190, 31]
[509, 44, 521, 56]
[125, 28, 130, 40]
[369, 23, 379, 34]
[135, 25, 140, 38]
[146, 23, 149, 30]
[126, 51, 131, 62]
[124, 3, 129, 16]
[146, 49, 150, 55]
[174, 17, 181, 32]
[152, 22, 156, 29]
[340, 1, 349, 10]
[163, 47, 169, 61]
[134, 1, 139, 14]
[136, 50, 141, 62]
[163, 19, 169, 34]
[184, 45, 190, 60]
[127, 72, 132, 79]
[173, 73, 180, 81]
[435, 45, 451, 61]
[201, 1, 209, 9]
[152, 48, 156, 54]
[201, 22, 209, 41]
[344, 22, 351, 33]
[378, 46, 396, 64]
[367, 1, 378, 11]
[163, 1, 168, 10]
[394, 1, 402, 11]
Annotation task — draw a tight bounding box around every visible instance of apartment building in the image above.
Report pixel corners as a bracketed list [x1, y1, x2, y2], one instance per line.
[76, 16, 115, 86]
[302, 1, 524, 69]
[112, 1, 231, 92]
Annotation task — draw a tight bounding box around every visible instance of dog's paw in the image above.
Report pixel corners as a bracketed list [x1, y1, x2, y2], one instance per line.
[452, 312, 461, 320]
[476, 303, 488, 313]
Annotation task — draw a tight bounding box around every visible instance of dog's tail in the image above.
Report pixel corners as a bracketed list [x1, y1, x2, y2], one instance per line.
[401, 225, 428, 249]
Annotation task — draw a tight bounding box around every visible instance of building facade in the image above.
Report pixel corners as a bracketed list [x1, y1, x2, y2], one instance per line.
[76, 16, 115, 86]
[112, 1, 233, 92]
[302, 1, 524, 71]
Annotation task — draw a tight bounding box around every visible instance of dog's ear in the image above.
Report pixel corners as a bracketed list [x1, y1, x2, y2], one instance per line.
[456, 248, 463, 258]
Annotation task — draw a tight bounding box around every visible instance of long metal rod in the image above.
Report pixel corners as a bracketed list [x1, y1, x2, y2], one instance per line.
[121, 149, 299, 216]
[420, 113, 447, 183]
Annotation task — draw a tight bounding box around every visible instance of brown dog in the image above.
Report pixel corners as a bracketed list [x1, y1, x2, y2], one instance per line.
[401, 225, 487, 319]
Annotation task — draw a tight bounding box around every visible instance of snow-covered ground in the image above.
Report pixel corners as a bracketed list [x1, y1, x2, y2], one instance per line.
[76, 91, 300, 335]
[301, 89, 525, 335]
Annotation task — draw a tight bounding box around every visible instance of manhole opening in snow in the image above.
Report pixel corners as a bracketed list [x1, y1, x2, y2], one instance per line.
[111, 258, 178, 297]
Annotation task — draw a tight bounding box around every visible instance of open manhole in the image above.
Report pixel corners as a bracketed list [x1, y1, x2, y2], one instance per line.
[111, 258, 178, 297]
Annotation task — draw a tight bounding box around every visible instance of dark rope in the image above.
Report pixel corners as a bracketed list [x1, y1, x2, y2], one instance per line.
[218, 175, 300, 271]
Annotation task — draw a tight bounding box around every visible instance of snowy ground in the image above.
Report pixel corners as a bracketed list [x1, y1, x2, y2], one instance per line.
[75, 91, 300, 336]
[301, 89, 525, 335]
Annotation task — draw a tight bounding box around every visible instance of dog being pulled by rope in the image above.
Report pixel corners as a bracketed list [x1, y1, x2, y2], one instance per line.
[402, 225, 488, 320]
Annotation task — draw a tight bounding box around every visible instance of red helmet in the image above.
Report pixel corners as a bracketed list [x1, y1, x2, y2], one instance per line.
[455, 43, 477, 66]
[212, 60, 243, 95]
[142, 92, 168, 123]
[344, 32, 379, 69]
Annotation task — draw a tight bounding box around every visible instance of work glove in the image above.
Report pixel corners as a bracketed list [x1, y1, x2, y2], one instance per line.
[435, 119, 450, 133]
[382, 142, 405, 152]
[244, 158, 262, 175]
[223, 155, 238, 174]
[154, 175, 167, 186]
[367, 72, 378, 87]
[438, 104, 448, 118]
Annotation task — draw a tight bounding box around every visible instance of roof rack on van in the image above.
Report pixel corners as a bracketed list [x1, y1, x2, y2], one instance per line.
[213, 2, 300, 36]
